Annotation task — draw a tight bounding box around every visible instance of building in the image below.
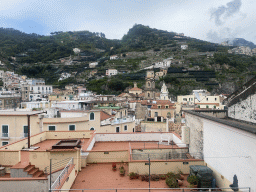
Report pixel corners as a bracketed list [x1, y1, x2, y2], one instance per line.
[160, 82, 169, 100]
[0, 131, 204, 191]
[89, 62, 98, 68]
[144, 70, 157, 100]
[181, 44, 188, 50]
[128, 82, 143, 97]
[106, 69, 118, 76]
[184, 76, 256, 191]
[110, 55, 118, 60]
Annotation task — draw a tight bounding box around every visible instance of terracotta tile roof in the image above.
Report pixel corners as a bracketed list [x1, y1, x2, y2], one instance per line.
[129, 87, 142, 91]
[117, 93, 135, 97]
[100, 111, 112, 121]
[138, 93, 145, 97]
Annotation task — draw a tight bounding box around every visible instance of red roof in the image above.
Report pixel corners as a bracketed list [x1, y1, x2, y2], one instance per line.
[100, 111, 112, 121]
[129, 87, 142, 91]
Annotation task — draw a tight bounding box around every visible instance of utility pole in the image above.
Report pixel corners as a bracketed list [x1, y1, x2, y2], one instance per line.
[149, 157, 151, 192]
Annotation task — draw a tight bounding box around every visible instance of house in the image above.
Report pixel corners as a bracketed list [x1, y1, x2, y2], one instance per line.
[106, 69, 118, 76]
[181, 44, 188, 50]
[89, 62, 98, 68]
[0, 130, 205, 191]
[110, 55, 118, 60]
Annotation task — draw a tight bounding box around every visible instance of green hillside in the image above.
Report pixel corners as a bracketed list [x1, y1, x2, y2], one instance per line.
[0, 24, 255, 96]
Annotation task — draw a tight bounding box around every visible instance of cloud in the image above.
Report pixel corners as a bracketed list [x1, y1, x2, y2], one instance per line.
[207, 27, 238, 43]
[211, 0, 242, 26]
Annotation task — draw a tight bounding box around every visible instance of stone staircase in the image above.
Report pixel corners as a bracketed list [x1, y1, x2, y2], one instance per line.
[10, 162, 47, 178]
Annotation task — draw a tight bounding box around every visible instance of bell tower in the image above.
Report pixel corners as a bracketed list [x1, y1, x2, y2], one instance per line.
[144, 70, 156, 99]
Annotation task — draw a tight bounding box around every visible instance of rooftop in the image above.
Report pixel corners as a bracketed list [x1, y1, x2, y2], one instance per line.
[91, 141, 179, 151]
[71, 164, 190, 190]
[185, 110, 256, 135]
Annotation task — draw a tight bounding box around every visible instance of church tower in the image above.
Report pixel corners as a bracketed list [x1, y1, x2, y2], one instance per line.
[160, 82, 169, 100]
[144, 70, 156, 99]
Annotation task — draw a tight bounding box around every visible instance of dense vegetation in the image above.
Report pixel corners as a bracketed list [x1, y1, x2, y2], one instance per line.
[0, 24, 255, 95]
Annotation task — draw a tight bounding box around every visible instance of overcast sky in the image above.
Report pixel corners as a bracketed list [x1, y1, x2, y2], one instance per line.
[0, 0, 255, 43]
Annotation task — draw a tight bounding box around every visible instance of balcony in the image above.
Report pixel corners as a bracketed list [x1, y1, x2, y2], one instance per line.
[20, 133, 28, 138]
[1, 133, 9, 139]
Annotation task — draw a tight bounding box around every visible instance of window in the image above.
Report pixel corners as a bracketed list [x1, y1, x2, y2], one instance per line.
[46, 87, 48, 90]
[90, 127, 95, 131]
[215, 98, 217, 101]
[148, 82, 150, 87]
[23, 126, 28, 137]
[2, 141, 8, 146]
[133, 128, 135, 132]
[2, 125, 8, 137]
[38, 87, 40, 90]
[148, 93, 150, 97]
[48, 126, 56, 131]
[206, 98, 208, 101]
[32, 87, 33, 90]
[183, 98, 187, 101]
[124, 125, 127, 131]
[206, 105, 209, 108]
[42, 87, 44, 90]
[69, 125, 75, 131]
[158, 105, 161, 109]
[165, 105, 169, 109]
[90, 112, 94, 120]
[116, 127, 120, 133]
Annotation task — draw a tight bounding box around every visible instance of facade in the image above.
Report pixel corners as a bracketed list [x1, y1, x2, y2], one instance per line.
[160, 82, 169, 100]
[144, 70, 156, 100]
[128, 82, 143, 97]
[110, 55, 118, 60]
[185, 111, 255, 191]
[106, 69, 118, 76]
[227, 76, 256, 123]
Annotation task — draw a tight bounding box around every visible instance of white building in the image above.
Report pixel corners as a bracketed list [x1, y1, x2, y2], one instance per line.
[89, 62, 98, 68]
[160, 82, 169, 100]
[181, 44, 188, 50]
[58, 72, 71, 81]
[73, 48, 81, 54]
[110, 55, 118, 60]
[185, 111, 255, 191]
[106, 69, 118, 76]
[30, 85, 52, 95]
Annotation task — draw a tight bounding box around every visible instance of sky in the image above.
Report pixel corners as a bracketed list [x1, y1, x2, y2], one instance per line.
[0, 0, 255, 44]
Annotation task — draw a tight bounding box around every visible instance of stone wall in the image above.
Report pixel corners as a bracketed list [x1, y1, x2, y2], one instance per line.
[228, 93, 256, 123]
[184, 112, 204, 157]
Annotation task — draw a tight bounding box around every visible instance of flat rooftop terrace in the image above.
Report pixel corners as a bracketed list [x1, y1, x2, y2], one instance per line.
[71, 164, 190, 190]
[32, 139, 90, 151]
[91, 141, 180, 151]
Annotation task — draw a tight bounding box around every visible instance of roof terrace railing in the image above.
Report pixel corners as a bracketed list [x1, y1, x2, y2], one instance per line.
[44, 157, 72, 175]
[49, 187, 251, 192]
[51, 157, 74, 190]
[131, 152, 203, 161]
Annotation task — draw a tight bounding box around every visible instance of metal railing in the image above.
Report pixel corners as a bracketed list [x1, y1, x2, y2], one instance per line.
[49, 187, 251, 192]
[1, 133, 9, 138]
[51, 157, 74, 190]
[131, 152, 203, 161]
[130, 141, 175, 150]
[44, 157, 73, 175]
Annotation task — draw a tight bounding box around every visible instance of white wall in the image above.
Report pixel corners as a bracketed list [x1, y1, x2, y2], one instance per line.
[228, 93, 256, 123]
[95, 132, 173, 142]
[203, 119, 256, 191]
